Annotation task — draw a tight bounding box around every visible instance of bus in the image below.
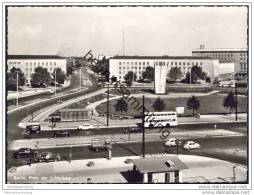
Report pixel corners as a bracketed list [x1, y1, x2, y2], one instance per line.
[144, 111, 177, 128]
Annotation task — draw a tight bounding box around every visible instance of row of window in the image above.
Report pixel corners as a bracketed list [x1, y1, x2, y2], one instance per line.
[119, 61, 150, 66]
[25, 62, 57, 66]
[196, 53, 247, 60]
[9, 62, 21, 65]
[155, 61, 202, 66]
[119, 61, 203, 66]
[145, 119, 176, 123]
[9, 61, 58, 66]
[119, 66, 146, 70]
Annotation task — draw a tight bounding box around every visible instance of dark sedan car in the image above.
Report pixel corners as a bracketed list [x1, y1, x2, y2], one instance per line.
[123, 127, 142, 134]
[13, 148, 38, 159]
[53, 131, 70, 138]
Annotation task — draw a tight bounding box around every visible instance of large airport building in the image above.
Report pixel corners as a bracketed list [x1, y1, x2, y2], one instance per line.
[7, 55, 67, 83]
[192, 45, 247, 78]
[109, 55, 235, 94]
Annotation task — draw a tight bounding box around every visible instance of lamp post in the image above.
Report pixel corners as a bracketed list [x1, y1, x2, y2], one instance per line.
[142, 95, 145, 158]
[106, 83, 109, 126]
[79, 68, 82, 91]
[176, 139, 180, 155]
[189, 67, 192, 87]
[54, 69, 57, 97]
[16, 73, 19, 107]
[235, 76, 239, 121]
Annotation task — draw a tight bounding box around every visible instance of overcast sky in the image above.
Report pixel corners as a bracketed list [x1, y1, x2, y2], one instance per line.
[8, 6, 248, 57]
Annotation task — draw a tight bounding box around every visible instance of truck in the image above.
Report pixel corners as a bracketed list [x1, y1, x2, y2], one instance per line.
[89, 138, 112, 152]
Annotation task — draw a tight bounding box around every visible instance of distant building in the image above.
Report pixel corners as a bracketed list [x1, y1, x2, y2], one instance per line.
[109, 55, 225, 82]
[192, 45, 247, 78]
[7, 55, 67, 83]
[109, 55, 234, 94]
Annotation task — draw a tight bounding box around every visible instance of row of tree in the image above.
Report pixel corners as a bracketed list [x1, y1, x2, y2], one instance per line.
[123, 65, 209, 86]
[113, 91, 237, 117]
[7, 66, 68, 90]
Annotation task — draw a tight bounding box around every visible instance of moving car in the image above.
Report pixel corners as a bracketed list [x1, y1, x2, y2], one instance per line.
[24, 123, 41, 134]
[34, 152, 61, 162]
[77, 123, 94, 130]
[164, 138, 182, 147]
[13, 148, 38, 159]
[182, 141, 201, 150]
[53, 131, 70, 138]
[123, 127, 142, 134]
[89, 139, 111, 152]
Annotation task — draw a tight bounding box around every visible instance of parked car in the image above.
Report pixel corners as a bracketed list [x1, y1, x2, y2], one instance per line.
[183, 141, 201, 150]
[34, 152, 61, 162]
[13, 148, 38, 159]
[123, 127, 142, 134]
[77, 123, 94, 130]
[164, 138, 182, 147]
[53, 131, 70, 138]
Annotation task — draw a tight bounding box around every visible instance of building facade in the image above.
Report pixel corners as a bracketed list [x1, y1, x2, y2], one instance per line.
[109, 56, 229, 82]
[192, 46, 247, 78]
[7, 55, 67, 83]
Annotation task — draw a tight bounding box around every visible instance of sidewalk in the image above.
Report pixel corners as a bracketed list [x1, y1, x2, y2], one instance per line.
[7, 80, 71, 101]
[7, 155, 247, 183]
[9, 129, 243, 151]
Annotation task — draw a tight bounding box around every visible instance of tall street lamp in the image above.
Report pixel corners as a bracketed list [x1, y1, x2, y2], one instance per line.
[189, 67, 192, 87]
[16, 73, 19, 107]
[106, 83, 110, 126]
[54, 69, 57, 97]
[80, 67, 82, 91]
[235, 75, 239, 121]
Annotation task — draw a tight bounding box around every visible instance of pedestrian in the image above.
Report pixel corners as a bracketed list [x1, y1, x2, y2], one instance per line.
[214, 123, 217, 130]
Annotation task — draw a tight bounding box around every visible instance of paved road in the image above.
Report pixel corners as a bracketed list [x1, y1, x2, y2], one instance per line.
[7, 69, 99, 142]
[7, 136, 247, 170]
[17, 122, 247, 140]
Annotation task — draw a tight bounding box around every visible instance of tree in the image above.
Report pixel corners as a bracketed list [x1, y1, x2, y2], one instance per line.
[187, 95, 200, 116]
[114, 98, 128, 119]
[66, 63, 74, 77]
[183, 65, 207, 84]
[75, 60, 82, 69]
[223, 91, 236, 113]
[90, 57, 110, 81]
[142, 66, 154, 81]
[153, 97, 166, 111]
[52, 68, 66, 84]
[7, 67, 26, 91]
[30, 66, 52, 88]
[124, 71, 137, 86]
[167, 67, 182, 82]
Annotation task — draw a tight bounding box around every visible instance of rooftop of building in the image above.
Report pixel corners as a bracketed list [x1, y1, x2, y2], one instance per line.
[192, 48, 247, 53]
[8, 55, 65, 60]
[110, 55, 212, 60]
[132, 156, 188, 173]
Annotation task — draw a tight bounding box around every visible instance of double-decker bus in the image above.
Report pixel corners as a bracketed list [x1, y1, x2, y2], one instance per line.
[144, 111, 177, 128]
